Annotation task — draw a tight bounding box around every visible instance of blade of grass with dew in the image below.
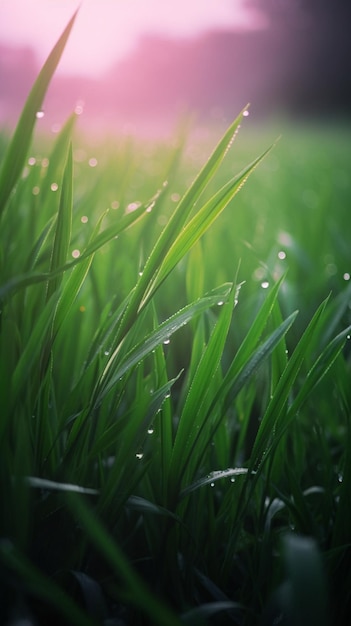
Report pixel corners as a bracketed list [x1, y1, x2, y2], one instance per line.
[180, 468, 249, 499]
[143, 143, 275, 306]
[182, 310, 298, 486]
[106, 106, 250, 345]
[168, 285, 237, 501]
[66, 493, 183, 626]
[0, 10, 78, 217]
[93, 284, 232, 409]
[35, 112, 77, 216]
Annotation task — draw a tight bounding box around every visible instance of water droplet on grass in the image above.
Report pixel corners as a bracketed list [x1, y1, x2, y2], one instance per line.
[36, 110, 44, 119]
[278, 250, 286, 260]
[88, 157, 98, 168]
[210, 482, 215, 488]
[217, 301, 224, 306]
[343, 273, 350, 281]
[261, 281, 269, 289]
[81, 215, 88, 223]
[72, 249, 80, 258]
[163, 338, 170, 345]
[32, 186, 40, 196]
[28, 157, 36, 166]
[243, 110, 250, 117]
[147, 426, 154, 435]
[126, 201, 141, 213]
[50, 183, 58, 192]
[136, 451, 144, 460]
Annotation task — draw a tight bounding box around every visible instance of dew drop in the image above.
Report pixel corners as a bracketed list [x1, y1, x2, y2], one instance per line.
[261, 281, 270, 289]
[72, 249, 80, 259]
[111, 200, 120, 210]
[210, 482, 215, 488]
[28, 157, 36, 166]
[50, 182, 58, 192]
[147, 426, 154, 435]
[230, 477, 235, 483]
[278, 250, 286, 260]
[88, 157, 98, 168]
[104, 351, 110, 356]
[126, 201, 141, 213]
[135, 451, 144, 460]
[347, 335, 350, 340]
[41, 158, 49, 168]
[217, 300, 224, 306]
[36, 110, 44, 119]
[343, 272, 350, 281]
[75, 101, 84, 115]
[163, 338, 171, 345]
[32, 186, 40, 196]
[81, 215, 88, 223]
[338, 473, 343, 483]
[243, 110, 250, 117]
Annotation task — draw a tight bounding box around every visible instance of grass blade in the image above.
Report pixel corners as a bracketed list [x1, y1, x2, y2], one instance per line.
[0, 10, 78, 216]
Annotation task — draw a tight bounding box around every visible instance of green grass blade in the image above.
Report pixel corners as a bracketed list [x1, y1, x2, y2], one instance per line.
[47, 143, 73, 299]
[0, 199, 148, 300]
[94, 284, 232, 407]
[250, 297, 330, 472]
[108, 106, 250, 344]
[0, 10, 78, 217]
[180, 468, 248, 499]
[66, 494, 183, 626]
[168, 286, 237, 497]
[144, 144, 275, 305]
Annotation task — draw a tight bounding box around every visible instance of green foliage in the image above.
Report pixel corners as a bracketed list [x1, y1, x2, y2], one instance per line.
[1, 12, 351, 626]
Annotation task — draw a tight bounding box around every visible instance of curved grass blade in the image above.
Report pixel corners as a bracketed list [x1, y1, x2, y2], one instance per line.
[25, 476, 98, 495]
[143, 143, 275, 306]
[109, 105, 250, 344]
[93, 284, 232, 408]
[0, 10, 78, 217]
[180, 468, 248, 499]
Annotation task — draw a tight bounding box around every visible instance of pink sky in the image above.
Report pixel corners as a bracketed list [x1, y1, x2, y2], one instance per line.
[0, 0, 267, 77]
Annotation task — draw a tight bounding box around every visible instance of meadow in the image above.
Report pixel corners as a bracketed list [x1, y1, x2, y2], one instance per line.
[1, 14, 351, 626]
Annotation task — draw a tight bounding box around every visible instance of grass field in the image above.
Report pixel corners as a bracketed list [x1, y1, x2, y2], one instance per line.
[1, 15, 351, 626]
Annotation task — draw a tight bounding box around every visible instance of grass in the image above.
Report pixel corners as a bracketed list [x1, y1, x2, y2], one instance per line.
[1, 14, 351, 626]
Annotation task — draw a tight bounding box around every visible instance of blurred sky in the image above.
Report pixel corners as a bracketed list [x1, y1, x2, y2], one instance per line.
[0, 0, 267, 77]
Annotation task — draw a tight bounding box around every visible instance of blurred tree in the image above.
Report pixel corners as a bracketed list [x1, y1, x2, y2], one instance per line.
[248, 0, 351, 116]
